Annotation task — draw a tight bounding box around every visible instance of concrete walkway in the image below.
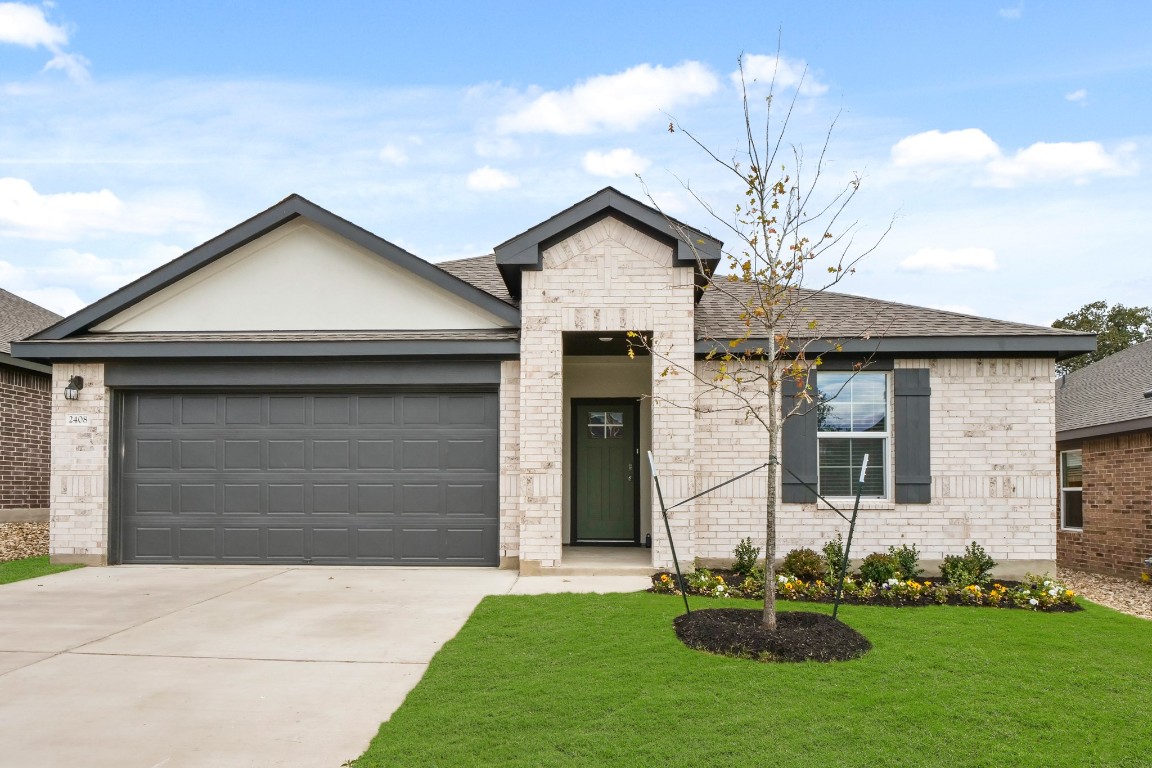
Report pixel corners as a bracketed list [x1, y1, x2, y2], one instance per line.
[0, 566, 649, 768]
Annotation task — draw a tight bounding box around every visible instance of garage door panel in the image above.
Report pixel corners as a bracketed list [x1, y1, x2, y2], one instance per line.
[120, 391, 498, 565]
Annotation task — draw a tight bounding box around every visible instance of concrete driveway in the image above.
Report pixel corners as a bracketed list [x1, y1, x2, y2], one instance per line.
[0, 565, 525, 768]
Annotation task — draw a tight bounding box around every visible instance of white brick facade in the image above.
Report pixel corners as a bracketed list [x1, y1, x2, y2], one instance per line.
[49, 362, 110, 564]
[689, 356, 1057, 569]
[512, 216, 696, 571]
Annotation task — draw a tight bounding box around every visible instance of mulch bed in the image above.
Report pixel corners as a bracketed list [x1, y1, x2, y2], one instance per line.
[674, 608, 871, 663]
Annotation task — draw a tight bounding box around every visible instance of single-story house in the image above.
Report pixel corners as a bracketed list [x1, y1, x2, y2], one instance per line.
[0, 289, 61, 523]
[1055, 339, 1152, 579]
[14, 188, 1094, 575]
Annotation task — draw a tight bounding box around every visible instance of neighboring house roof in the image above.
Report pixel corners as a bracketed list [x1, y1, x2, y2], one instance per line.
[0, 288, 61, 355]
[1056, 339, 1152, 440]
[0, 288, 60, 373]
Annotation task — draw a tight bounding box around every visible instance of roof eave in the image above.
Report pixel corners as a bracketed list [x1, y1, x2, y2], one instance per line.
[12, 338, 522, 362]
[1057, 415, 1152, 442]
[695, 334, 1098, 358]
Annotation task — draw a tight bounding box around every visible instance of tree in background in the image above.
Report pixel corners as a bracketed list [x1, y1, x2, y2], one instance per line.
[636, 55, 889, 631]
[1052, 301, 1152, 375]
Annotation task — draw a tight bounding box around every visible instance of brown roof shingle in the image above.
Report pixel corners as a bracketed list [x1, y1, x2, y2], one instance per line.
[0, 288, 61, 355]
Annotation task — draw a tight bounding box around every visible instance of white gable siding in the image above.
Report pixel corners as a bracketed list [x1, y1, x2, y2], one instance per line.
[93, 221, 510, 332]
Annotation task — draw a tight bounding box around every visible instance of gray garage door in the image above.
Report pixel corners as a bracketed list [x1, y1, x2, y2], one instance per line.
[118, 390, 499, 565]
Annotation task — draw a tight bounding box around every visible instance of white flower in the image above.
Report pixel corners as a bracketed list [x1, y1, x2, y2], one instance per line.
[887, 578, 899, 585]
[1048, 588, 1059, 596]
[1029, 598, 1039, 606]
[1043, 580, 1052, 586]
[777, 575, 787, 583]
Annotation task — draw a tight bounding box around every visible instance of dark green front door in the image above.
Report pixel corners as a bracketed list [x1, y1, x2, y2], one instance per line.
[573, 400, 638, 543]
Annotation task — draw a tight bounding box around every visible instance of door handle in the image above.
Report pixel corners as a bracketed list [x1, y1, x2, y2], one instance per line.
[627, 462, 632, 482]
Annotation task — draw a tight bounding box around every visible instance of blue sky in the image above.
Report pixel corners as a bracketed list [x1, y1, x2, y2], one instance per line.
[0, 1, 1149, 325]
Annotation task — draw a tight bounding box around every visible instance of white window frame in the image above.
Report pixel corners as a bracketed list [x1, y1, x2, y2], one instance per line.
[815, 371, 890, 499]
[1060, 449, 1084, 530]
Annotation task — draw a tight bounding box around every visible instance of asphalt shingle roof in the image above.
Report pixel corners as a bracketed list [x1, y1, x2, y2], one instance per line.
[437, 254, 1087, 341]
[1056, 339, 1152, 434]
[436, 255, 519, 307]
[0, 288, 61, 355]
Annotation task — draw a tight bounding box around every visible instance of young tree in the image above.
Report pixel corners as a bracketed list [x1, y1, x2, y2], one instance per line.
[636, 55, 889, 630]
[1052, 300, 1152, 374]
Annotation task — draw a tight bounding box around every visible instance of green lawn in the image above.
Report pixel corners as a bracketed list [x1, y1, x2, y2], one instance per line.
[0, 555, 82, 585]
[354, 592, 1150, 768]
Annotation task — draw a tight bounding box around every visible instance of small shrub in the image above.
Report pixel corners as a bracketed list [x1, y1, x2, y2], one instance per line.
[822, 534, 849, 582]
[858, 552, 901, 584]
[781, 548, 826, 582]
[732, 537, 762, 579]
[940, 541, 997, 586]
[739, 566, 766, 600]
[940, 555, 977, 587]
[888, 543, 923, 579]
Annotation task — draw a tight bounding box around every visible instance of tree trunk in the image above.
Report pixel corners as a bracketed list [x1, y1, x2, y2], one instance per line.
[762, 375, 779, 631]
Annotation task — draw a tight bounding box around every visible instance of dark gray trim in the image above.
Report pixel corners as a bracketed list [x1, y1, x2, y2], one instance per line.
[30, 195, 520, 341]
[1056, 416, 1152, 442]
[0, 350, 51, 374]
[105, 360, 502, 388]
[696, 335, 1095, 359]
[781, 376, 818, 503]
[493, 187, 722, 300]
[893, 368, 932, 504]
[13, 338, 520, 362]
[108, 390, 124, 565]
[796, 357, 894, 371]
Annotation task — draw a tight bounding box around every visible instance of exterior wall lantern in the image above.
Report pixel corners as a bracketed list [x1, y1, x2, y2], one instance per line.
[64, 375, 84, 400]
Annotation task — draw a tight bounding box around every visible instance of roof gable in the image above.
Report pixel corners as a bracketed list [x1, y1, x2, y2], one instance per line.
[91, 219, 514, 333]
[492, 186, 722, 301]
[31, 195, 520, 341]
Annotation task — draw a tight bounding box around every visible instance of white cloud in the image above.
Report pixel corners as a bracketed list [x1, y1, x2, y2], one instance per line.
[891, 129, 1000, 167]
[0, 178, 123, 239]
[734, 53, 828, 96]
[985, 141, 1134, 187]
[497, 61, 720, 135]
[0, 2, 89, 82]
[1065, 88, 1088, 104]
[378, 144, 408, 165]
[899, 247, 999, 273]
[0, 178, 208, 240]
[15, 286, 84, 315]
[466, 166, 519, 192]
[582, 148, 650, 178]
[999, 4, 1023, 19]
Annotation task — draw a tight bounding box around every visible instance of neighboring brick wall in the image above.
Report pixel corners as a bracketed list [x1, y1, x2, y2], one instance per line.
[691, 357, 1058, 567]
[516, 216, 696, 569]
[49, 363, 110, 564]
[1057, 431, 1152, 579]
[0, 366, 51, 509]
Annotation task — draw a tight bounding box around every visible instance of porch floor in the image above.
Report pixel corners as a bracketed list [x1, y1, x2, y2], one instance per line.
[553, 546, 657, 576]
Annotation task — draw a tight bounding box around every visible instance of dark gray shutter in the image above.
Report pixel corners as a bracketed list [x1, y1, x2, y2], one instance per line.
[894, 368, 932, 503]
[781, 375, 818, 503]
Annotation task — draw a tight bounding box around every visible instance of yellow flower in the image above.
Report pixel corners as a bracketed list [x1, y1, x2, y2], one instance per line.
[716, 576, 724, 583]
[1066, 590, 1075, 597]
[660, 574, 670, 583]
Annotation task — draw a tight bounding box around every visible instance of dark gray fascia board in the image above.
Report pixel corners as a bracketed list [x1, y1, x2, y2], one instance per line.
[0, 350, 51, 374]
[1057, 415, 1152, 442]
[105, 360, 502, 388]
[12, 338, 520, 362]
[695, 334, 1098, 359]
[493, 187, 722, 299]
[30, 195, 521, 341]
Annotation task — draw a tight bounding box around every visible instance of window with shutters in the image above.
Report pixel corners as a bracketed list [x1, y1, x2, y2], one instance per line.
[816, 372, 888, 497]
